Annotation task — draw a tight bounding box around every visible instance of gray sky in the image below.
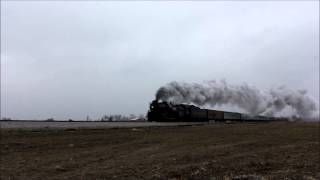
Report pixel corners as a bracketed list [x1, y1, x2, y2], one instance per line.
[1, 1, 319, 120]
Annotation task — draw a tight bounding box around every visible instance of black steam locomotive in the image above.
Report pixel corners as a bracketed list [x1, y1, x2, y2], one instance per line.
[147, 100, 283, 122]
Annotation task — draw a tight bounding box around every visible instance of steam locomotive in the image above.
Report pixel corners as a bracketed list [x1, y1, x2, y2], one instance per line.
[147, 100, 284, 122]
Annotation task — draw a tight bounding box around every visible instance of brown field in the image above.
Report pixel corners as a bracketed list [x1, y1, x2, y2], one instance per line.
[0, 122, 319, 180]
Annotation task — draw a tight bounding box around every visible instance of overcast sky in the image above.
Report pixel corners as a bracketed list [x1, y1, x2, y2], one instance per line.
[1, 1, 319, 120]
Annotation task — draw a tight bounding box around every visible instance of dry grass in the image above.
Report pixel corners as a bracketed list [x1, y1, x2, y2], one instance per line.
[0, 122, 319, 180]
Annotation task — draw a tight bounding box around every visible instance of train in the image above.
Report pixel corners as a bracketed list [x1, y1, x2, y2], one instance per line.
[147, 100, 287, 122]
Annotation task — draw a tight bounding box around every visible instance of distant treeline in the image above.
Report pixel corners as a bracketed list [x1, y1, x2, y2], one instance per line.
[1, 114, 147, 122]
[1, 117, 12, 121]
[99, 114, 146, 121]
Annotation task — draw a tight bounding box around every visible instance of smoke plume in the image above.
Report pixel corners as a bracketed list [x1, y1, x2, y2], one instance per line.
[156, 80, 318, 119]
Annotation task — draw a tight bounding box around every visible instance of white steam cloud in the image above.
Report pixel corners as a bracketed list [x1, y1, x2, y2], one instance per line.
[156, 80, 318, 119]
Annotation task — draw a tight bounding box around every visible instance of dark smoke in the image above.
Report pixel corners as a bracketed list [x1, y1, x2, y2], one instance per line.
[156, 80, 318, 119]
